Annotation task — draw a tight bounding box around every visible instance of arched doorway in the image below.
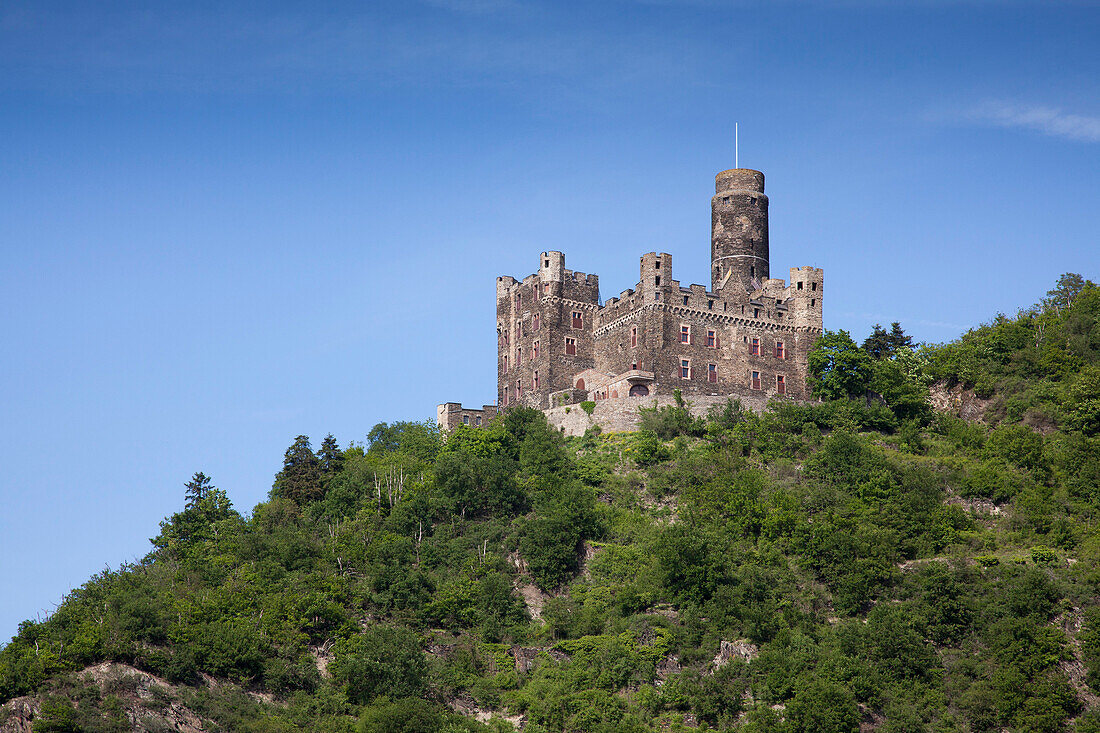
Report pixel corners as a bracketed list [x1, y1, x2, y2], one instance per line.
[629, 384, 650, 397]
[575, 378, 585, 390]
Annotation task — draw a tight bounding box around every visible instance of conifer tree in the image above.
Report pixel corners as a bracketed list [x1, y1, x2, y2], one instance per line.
[184, 471, 213, 510]
[273, 435, 323, 505]
[317, 433, 344, 482]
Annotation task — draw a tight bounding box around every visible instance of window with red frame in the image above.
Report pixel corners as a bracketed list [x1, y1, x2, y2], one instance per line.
[681, 359, 691, 379]
[777, 375, 786, 394]
[751, 371, 761, 390]
[775, 341, 785, 359]
[680, 325, 690, 343]
[708, 363, 717, 383]
[565, 337, 576, 355]
[533, 371, 539, 390]
[572, 311, 583, 329]
[706, 330, 716, 347]
[533, 340, 539, 359]
[533, 314, 540, 330]
[751, 338, 760, 355]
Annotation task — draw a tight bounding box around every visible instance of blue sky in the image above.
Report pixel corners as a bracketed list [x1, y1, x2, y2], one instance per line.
[1, 0, 1097, 642]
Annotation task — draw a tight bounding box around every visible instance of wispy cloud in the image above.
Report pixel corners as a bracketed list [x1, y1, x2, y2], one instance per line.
[966, 101, 1100, 143]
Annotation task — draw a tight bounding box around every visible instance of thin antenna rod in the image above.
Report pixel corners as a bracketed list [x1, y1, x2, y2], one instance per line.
[735, 123, 739, 169]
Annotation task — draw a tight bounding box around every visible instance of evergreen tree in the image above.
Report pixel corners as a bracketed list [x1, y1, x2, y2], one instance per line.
[184, 471, 213, 510]
[863, 321, 913, 360]
[273, 435, 323, 505]
[317, 433, 344, 483]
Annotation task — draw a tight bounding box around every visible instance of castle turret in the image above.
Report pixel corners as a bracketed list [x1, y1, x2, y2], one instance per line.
[711, 169, 769, 295]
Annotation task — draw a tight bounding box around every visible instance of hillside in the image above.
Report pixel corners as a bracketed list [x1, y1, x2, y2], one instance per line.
[3, 275, 1100, 733]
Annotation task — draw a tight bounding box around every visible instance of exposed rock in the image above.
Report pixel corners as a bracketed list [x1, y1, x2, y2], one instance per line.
[655, 655, 681, 685]
[710, 639, 758, 670]
[0, 696, 38, 733]
[928, 383, 994, 423]
[516, 582, 549, 621]
[512, 646, 540, 674]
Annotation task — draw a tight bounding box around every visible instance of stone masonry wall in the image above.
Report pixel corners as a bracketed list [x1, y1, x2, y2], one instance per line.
[544, 391, 779, 437]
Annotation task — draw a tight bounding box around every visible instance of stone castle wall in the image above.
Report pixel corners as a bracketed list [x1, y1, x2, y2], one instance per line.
[544, 391, 777, 436]
[441, 166, 825, 432]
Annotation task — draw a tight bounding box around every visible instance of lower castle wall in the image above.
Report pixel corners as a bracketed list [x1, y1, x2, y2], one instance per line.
[543, 390, 778, 437]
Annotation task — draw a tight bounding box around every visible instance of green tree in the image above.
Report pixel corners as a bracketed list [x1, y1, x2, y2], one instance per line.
[330, 626, 427, 705]
[272, 435, 323, 505]
[184, 471, 213, 510]
[785, 678, 860, 733]
[317, 433, 345, 482]
[863, 321, 913, 360]
[808, 330, 873, 400]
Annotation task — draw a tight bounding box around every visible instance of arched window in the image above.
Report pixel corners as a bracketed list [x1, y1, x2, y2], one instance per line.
[576, 378, 585, 390]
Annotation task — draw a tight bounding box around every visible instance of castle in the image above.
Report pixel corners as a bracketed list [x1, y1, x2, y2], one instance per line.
[438, 167, 823, 433]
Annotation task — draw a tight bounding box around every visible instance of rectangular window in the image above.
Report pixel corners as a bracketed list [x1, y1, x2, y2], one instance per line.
[706, 330, 716, 347]
[533, 314, 540, 330]
[463, 415, 469, 425]
[751, 338, 760, 356]
[565, 337, 576, 356]
[752, 371, 761, 390]
[680, 325, 690, 344]
[476, 415, 482, 426]
[777, 375, 786, 394]
[533, 371, 539, 390]
[572, 311, 583, 329]
[655, 276, 661, 286]
[543, 283, 550, 294]
[708, 363, 717, 383]
[811, 299, 816, 308]
[503, 354, 509, 372]
[533, 340, 539, 359]
[515, 293, 521, 310]
[812, 282, 818, 291]
[708, 300, 714, 310]
[681, 359, 691, 379]
[775, 341, 785, 359]
[503, 330, 509, 346]
[516, 379, 522, 396]
[797, 281, 803, 290]
[630, 326, 637, 348]
[516, 348, 522, 366]
[631, 361, 638, 370]
[753, 308, 760, 319]
[515, 325, 520, 342]
[683, 295, 689, 305]
[504, 387, 510, 406]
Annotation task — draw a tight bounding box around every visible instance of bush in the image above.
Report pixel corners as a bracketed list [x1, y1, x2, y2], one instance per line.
[331, 626, 427, 705]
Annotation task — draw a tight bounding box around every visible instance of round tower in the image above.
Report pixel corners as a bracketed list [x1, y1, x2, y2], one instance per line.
[711, 169, 769, 294]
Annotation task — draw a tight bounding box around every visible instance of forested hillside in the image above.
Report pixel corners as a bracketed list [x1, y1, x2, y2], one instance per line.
[3, 275, 1100, 733]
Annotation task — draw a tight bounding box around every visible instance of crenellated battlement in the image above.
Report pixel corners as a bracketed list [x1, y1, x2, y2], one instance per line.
[445, 164, 825, 425]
